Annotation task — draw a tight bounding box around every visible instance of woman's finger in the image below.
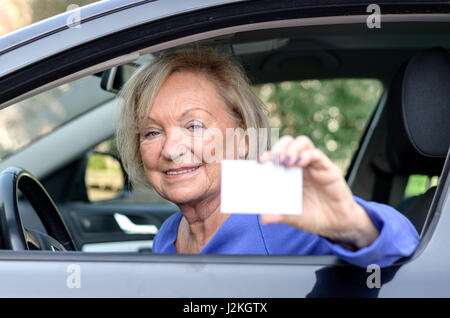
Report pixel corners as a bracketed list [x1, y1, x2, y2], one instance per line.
[296, 147, 332, 170]
[271, 135, 294, 164]
[265, 135, 294, 164]
[283, 135, 314, 167]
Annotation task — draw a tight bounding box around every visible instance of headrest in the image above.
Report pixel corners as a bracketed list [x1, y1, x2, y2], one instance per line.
[386, 47, 450, 176]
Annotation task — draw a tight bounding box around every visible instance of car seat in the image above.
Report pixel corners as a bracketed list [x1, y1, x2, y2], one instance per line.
[383, 46, 450, 235]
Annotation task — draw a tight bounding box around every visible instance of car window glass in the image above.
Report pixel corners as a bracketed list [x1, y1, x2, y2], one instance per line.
[85, 151, 125, 202]
[86, 138, 174, 206]
[0, 1, 100, 37]
[0, 75, 115, 162]
[254, 79, 383, 174]
[404, 174, 439, 199]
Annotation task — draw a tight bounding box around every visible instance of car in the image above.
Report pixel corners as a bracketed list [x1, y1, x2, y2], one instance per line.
[0, 0, 449, 298]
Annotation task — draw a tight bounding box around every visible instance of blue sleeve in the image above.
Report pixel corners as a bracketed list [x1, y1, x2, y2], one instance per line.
[152, 230, 160, 253]
[320, 196, 420, 268]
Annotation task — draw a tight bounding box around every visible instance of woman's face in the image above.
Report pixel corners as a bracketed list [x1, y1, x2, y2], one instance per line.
[139, 71, 242, 205]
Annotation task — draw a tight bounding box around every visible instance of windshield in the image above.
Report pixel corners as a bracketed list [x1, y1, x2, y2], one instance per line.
[0, 0, 101, 36]
[0, 75, 114, 161]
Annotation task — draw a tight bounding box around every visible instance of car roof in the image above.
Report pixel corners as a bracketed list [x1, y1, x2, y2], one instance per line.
[1, 0, 448, 52]
[0, 0, 244, 77]
[0, 0, 140, 54]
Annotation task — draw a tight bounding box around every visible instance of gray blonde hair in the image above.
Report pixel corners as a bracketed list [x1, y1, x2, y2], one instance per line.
[116, 48, 270, 187]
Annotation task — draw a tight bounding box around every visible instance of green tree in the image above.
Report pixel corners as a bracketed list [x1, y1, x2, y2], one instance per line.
[254, 79, 383, 173]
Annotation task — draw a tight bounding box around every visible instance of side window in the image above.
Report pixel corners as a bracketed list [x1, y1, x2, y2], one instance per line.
[253, 79, 384, 175]
[0, 75, 114, 161]
[404, 175, 439, 199]
[85, 138, 173, 206]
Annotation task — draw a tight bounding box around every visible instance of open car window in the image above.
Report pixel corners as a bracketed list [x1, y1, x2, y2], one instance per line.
[0, 5, 445, 267]
[71, 66, 384, 253]
[85, 77, 383, 205]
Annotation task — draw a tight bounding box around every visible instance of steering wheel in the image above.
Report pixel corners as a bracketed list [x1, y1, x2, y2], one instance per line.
[0, 167, 77, 251]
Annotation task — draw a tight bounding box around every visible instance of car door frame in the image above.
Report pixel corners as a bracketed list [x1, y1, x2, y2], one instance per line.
[1, 0, 450, 297]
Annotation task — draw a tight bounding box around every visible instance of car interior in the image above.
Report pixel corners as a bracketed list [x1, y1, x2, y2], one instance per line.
[382, 46, 450, 236]
[1, 20, 449, 256]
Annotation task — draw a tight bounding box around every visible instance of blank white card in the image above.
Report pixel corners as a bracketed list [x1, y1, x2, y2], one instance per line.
[221, 160, 302, 215]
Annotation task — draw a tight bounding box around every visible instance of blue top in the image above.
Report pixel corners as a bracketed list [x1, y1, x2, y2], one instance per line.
[152, 196, 419, 268]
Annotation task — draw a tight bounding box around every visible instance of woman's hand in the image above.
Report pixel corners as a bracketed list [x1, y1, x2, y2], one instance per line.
[258, 135, 379, 250]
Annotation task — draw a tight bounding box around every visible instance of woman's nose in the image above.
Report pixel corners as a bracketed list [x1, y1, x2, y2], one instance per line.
[161, 129, 190, 163]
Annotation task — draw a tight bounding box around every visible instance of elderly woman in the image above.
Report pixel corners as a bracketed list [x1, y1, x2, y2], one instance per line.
[116, 48, 419, 268]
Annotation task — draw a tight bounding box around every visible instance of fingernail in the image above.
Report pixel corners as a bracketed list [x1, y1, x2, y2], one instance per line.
[282, 156, 290, 166]
[295, 156, 302, 164]
[272, 153, 280, 164]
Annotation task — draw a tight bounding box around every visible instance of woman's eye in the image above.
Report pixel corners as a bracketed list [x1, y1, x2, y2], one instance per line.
[188, 121, 204, 131]
[144, 130, 160, 138]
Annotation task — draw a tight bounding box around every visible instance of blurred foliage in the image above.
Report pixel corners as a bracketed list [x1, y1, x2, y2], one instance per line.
[87, 152, 121, 171]
[253, 79, 383, 173]
[86, 152, 124, 201]
[88, 140, 120, 171]
[88, 153, 108, 170]
[404, 175, 439, 198]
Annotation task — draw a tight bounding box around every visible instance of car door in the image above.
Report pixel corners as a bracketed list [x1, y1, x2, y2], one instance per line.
[0, 0, 450, 298]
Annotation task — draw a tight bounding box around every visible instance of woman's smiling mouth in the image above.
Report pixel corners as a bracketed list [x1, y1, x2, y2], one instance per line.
[163, 165, 201, 178]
